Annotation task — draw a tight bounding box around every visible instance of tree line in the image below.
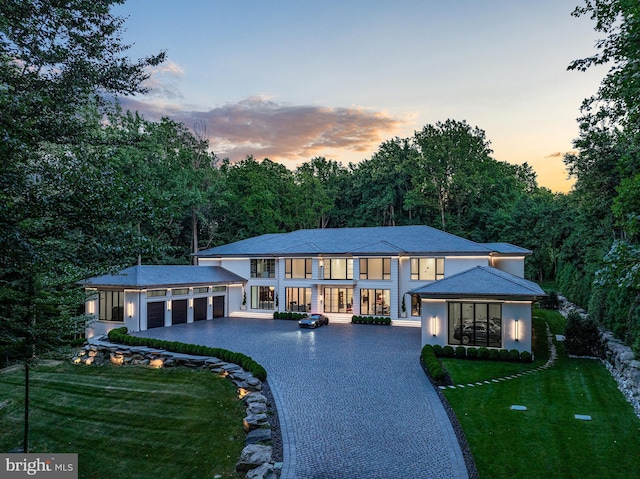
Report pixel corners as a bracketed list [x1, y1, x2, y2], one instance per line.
[1, 1, 639, 453]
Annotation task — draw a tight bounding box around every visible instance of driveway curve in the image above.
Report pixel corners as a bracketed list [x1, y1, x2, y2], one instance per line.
[137, 318, 468, 479]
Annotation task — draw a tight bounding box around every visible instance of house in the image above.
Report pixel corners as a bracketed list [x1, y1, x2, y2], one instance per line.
[83, 225, 544, 352]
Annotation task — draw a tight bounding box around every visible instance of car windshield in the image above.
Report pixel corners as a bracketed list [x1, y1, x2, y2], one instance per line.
[307, 315, 321, 320]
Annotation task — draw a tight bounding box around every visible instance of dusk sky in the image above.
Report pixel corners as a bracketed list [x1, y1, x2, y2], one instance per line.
[114, 0, 606, 192]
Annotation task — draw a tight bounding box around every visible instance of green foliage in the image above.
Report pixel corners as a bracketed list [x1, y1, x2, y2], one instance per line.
[432, 345, 443, 357]
[351, 315, 391, 325]
[454, 346, 467, 359]
[274, 311, 307, 320]
[466, 347, 478, 359]
[488, 349, 500, 361]
[539, 291, 560, 310]
[509, 349, 520, 362]
[477, 347, 489, 360]
[442, 345, 455, 358]
[499, 349, 510, 361]
[421, 344, 447, 382]
[565, 311, 603, 357]
[520, 351, 532, 362]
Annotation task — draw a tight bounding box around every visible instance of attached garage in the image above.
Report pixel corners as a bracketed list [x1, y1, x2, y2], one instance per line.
[213, 296, 225, 318]
[147, 301, 165, 329]
[171, 299, 188, 325]
[194, 297, 208, 321]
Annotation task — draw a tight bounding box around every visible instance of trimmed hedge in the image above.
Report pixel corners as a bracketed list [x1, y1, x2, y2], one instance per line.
[107, 327, 267, 381]
[421, 344, 446, 382]
[273, 311, 307, 320]
[351, 315, 391, 325]
[429, 341, 533, 363]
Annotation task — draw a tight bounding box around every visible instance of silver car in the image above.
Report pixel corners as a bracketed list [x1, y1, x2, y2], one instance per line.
[298, 313, 329, 329]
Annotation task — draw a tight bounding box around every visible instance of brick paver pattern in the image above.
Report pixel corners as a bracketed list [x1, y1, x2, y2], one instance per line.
[137, 318, 468, 479]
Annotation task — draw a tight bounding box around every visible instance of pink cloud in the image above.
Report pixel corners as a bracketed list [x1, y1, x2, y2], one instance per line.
[117, 96, 404, 163]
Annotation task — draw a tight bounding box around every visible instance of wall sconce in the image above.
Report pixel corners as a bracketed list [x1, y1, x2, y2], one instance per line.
[514, 319, 520, 342]
[87, 301, 95, 315]
[127, 302, 134, 318]
[431, 316, 438, 337]
[167, 300, 172, 311]
[209, 297, 213, 307]
[189, 298, 193, 308]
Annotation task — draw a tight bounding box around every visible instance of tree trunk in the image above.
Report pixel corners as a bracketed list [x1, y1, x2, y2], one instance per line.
[192, 208, 198, 265]
[23, 360, 30, 453]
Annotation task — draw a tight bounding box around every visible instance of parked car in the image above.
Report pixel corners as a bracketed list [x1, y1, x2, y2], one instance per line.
[453, 321, 500, 344]
[298, 313, 329, 329]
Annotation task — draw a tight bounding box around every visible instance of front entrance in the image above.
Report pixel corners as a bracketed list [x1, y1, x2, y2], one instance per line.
[194, 297, 207, 321]
[172, 299, 188, 325]
[147, 301, 165, 329]
[213, 296, 225, 318]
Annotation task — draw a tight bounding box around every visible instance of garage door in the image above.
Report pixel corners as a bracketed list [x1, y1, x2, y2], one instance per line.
[172, 299, 188, 325]
[213, 296, 225, 318]
[147, 301, 165, 329]
[194, 297, 207, 321]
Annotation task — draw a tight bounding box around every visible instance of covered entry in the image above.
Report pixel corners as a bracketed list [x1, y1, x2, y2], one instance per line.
[147, 301, 165, 329]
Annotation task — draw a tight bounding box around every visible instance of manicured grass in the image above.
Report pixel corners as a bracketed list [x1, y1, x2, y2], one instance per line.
[0, 362, 245, 478]
[442, 309, 640, 479]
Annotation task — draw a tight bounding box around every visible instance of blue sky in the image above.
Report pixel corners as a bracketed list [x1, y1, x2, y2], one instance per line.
[114, 0, 605, 192]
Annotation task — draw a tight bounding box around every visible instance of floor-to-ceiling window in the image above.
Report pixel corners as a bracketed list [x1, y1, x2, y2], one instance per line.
[251, 286, 275, 309]
[448, 302, 502, 348]
[323, 287, 353, 313]
[410, 257, 444, 280]
[323, 258, 353, 280]
[360, 289, 391, 316]
[286, 287, 311, 312]
[285, 259, 312, 278]
[99, 290, 124, 322]
[250, 259, 275, 278]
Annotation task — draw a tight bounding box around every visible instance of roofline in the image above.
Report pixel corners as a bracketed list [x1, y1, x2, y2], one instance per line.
[82, 279, 245, 289]
[413, 293, 546, 301]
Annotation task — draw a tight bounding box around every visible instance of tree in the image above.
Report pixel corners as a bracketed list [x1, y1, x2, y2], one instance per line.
[0, 0, 164, 452]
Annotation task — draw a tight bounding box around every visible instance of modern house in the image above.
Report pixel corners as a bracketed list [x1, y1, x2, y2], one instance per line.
[83, 225, 544, 352]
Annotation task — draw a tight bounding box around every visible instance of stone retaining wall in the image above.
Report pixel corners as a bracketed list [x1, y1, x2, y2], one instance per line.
[74, 338, 278, 479]
[559, 296, 640, 418]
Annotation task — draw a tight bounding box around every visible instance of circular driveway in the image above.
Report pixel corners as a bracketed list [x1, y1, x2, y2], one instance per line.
[137, 318, 468, 479]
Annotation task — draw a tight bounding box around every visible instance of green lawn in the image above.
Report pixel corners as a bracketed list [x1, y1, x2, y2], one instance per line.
[0, 362, 245, 478]
[442, 309, 640, 479]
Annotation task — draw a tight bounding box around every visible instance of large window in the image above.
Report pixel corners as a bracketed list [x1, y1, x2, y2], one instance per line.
[410, 257, 444, 281]
[251, 259, 275, 278]
[324, 288, 353, 313]
[323, 258, 353, 280]
[251, 286, 275, 309]
[448, 302, 502, 348]
[286, 287, 311, 312]
[99, 291, 124, 322]
[359, 258, 391, 280]
[285, 258, 312, 279]
[360, 289, 391, 316]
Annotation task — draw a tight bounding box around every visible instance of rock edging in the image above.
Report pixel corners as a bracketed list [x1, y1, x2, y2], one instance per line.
[73, 337, 278, 479]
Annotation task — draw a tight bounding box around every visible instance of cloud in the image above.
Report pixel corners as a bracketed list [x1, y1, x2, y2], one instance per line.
[118, 96, 405, 163]
[140, 60, 186, 100]
[546, 150, 577, 158]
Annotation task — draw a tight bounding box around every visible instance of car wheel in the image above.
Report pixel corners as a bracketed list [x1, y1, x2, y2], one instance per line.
[462, 335, 470, 345]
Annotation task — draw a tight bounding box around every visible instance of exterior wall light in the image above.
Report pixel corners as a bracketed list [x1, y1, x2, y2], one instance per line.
[167, 300, 172, 311]
[431, 316, 438, 337]
[189, 298, 193, 308]
[127, 302, 134, 318]
[87, 301, 95, 315]
[514, 319, 520, 342]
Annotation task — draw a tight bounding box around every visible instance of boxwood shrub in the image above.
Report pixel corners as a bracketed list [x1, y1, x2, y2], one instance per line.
[509, 349, 521, 361]
[351, 315, 391, 325]
[454, 346, 466, 359]
[432, 345, 443, 357]
[466, 347, 478, 359]
[442, 345, 455, 358]
[421, 344, 446, 382]
[273, 311, 307, 320]
[106, 327, 267, 381]
[520, 351, 533, 362]
[499, 349, 510, 361]
[477, 347, 489, 359]
[488, 349, 500, 361]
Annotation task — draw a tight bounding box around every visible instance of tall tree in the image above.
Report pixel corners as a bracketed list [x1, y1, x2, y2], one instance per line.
[0, 0, 163, 452]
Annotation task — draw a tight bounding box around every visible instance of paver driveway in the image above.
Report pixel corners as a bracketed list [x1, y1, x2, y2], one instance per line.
[137, 317, 468, 479]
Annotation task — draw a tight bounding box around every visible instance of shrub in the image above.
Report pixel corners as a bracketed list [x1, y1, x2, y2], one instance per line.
[508, 349, 520, 362]
[488, 349, 500, 361]
[477, 347, 489, 359]
[539, 291, 559, 310]
[421, 344, 446, 382]
[442, 345, 454, 358]
[520, 351, 532, 362]
[466, 347, 478, 359]
[499, 349, 510, 361]
[455, 346, 466, 359]
[565, 311, 603, 357]
[432, 345, 443, 357]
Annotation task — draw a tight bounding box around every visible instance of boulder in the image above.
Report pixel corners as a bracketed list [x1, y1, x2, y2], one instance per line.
[245, 462, 275, 479]
[243, 393, 267, 405]
[235, 444, 272, 472]
[247, 402, 268, 415]
[243, 413, 269, 432]
[245, 428, 272, 445]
